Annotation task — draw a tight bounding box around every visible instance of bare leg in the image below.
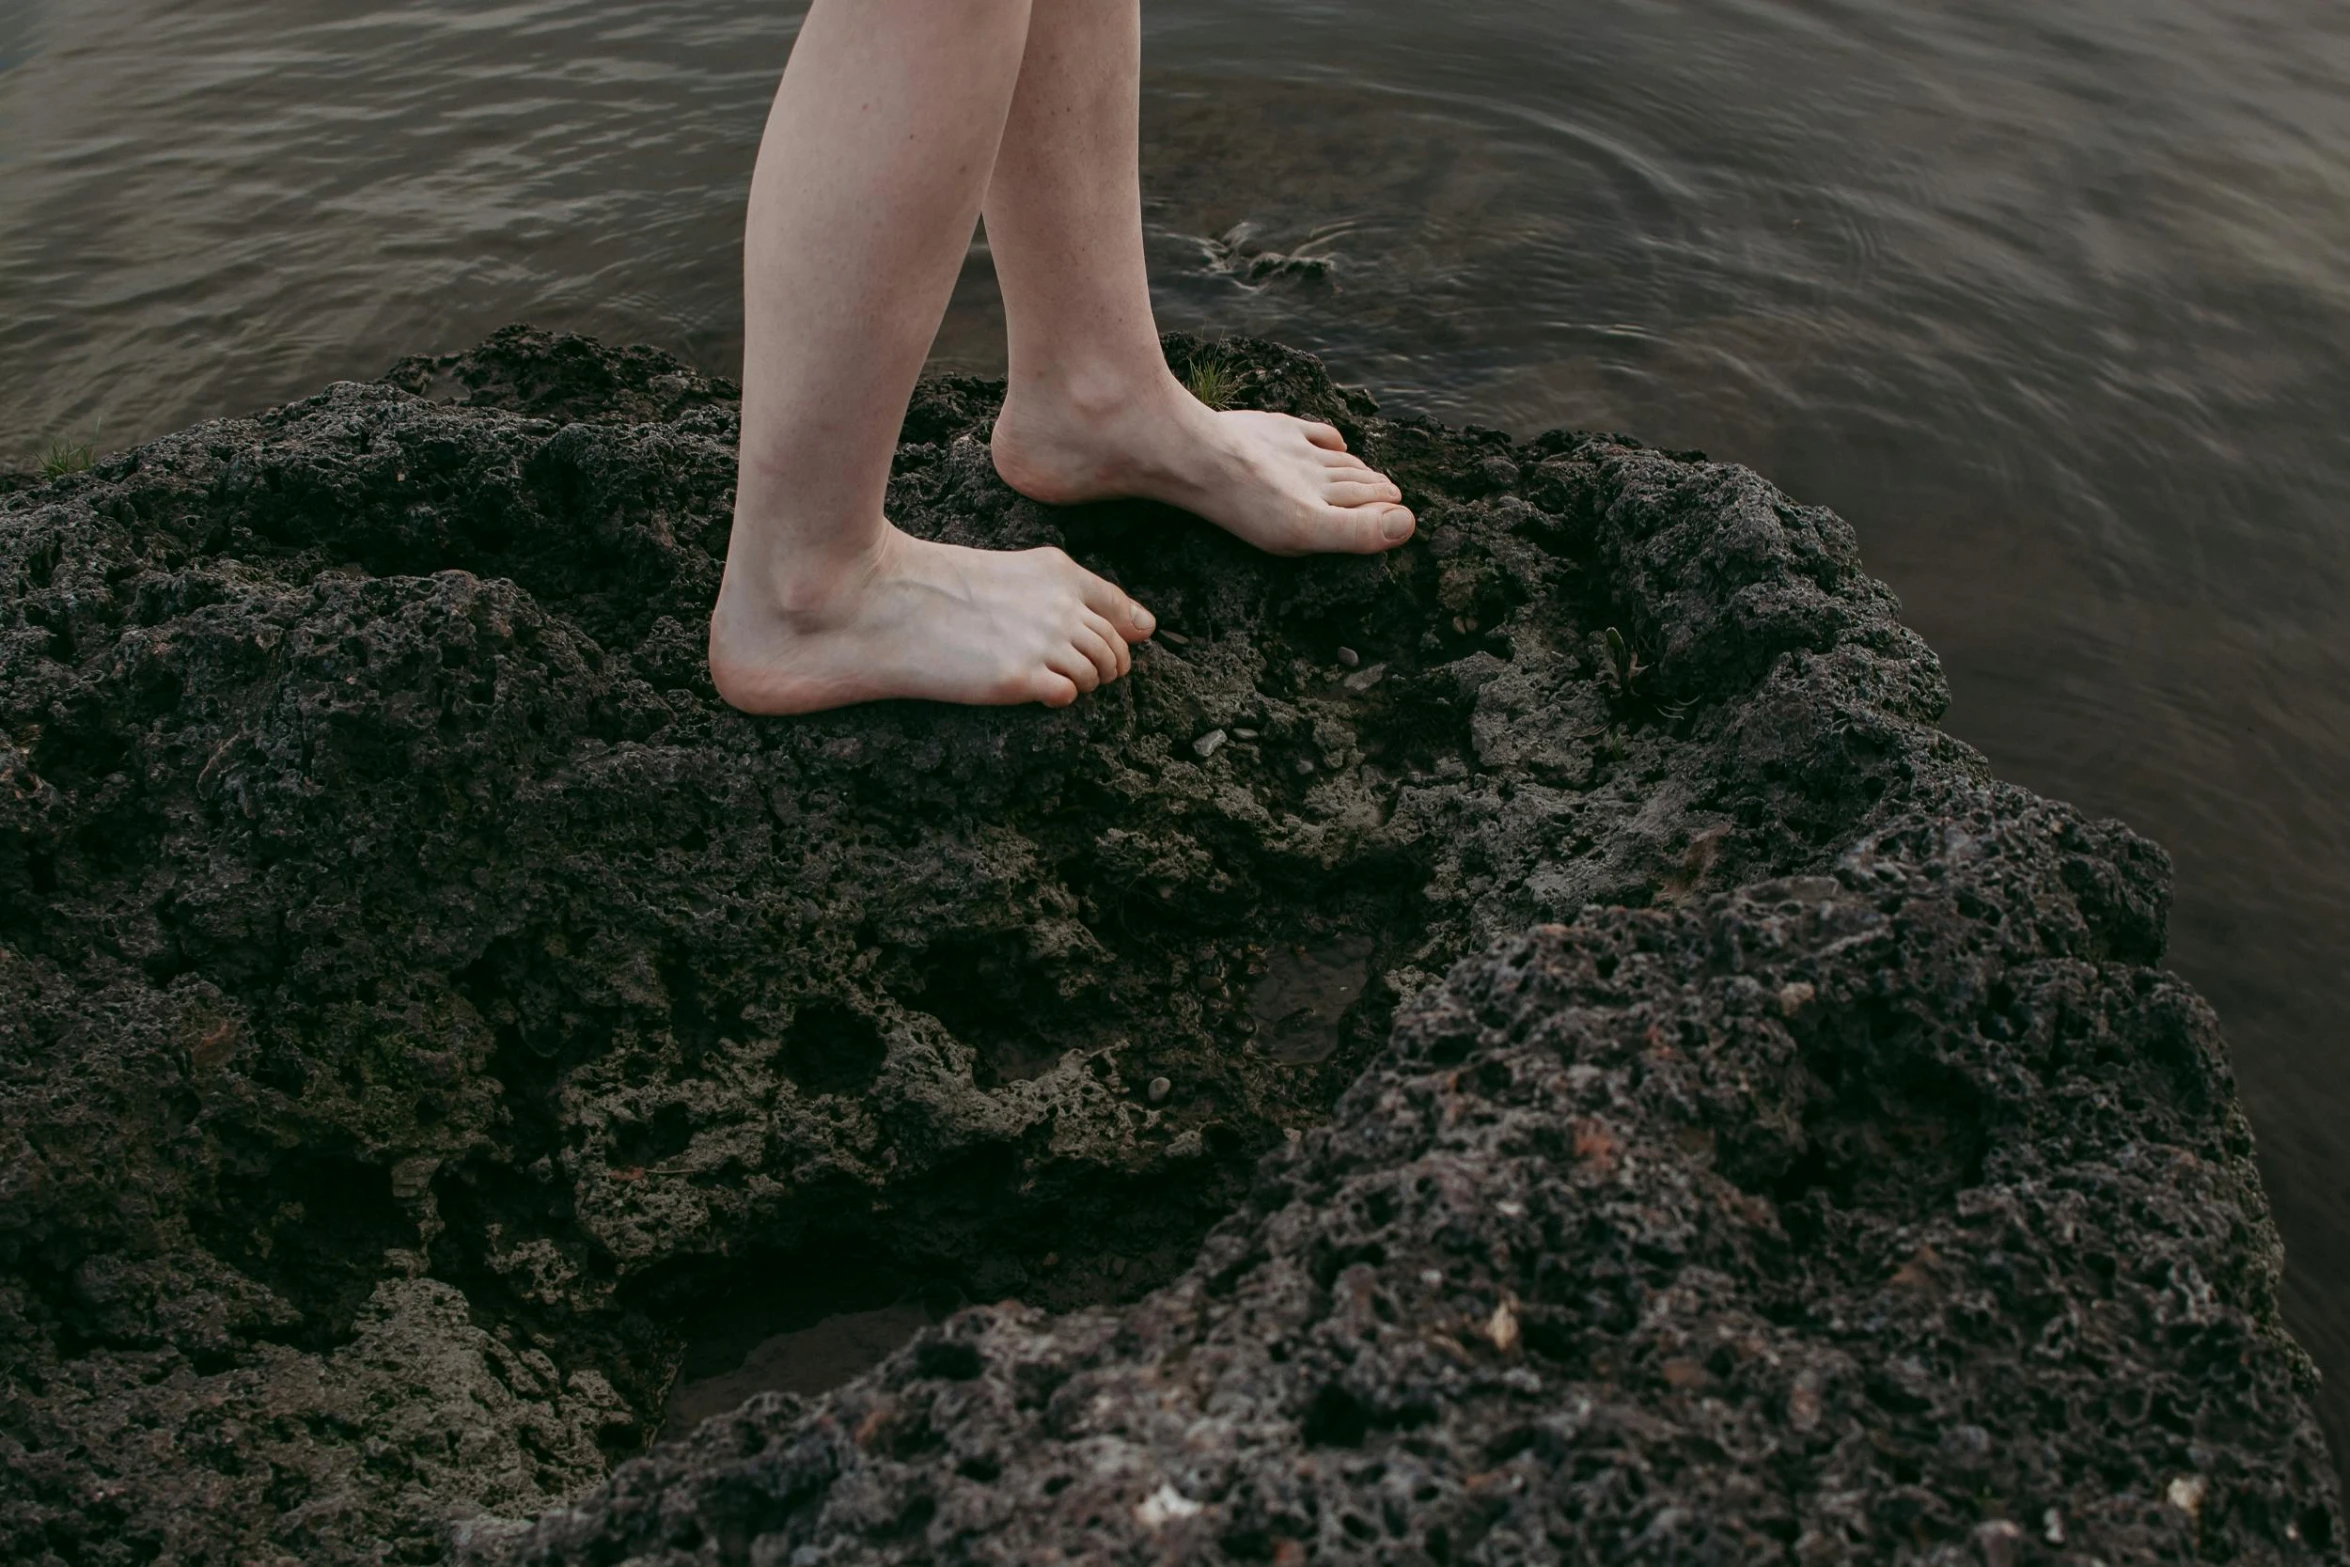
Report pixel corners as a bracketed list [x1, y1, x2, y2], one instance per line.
[983, 0, 1415, 556]
[710, 0, 1154, 716]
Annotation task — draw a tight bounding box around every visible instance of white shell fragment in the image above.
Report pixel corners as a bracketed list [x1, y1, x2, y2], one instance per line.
[1137, 1484, 1203, 1529]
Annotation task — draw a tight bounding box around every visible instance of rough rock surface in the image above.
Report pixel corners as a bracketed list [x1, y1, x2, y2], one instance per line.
[506, 796, 2341, 1567]
[0, 328, 2335, 1564]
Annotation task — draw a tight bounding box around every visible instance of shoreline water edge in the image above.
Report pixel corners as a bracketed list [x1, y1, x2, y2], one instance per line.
[1, 330, 2340, 1564]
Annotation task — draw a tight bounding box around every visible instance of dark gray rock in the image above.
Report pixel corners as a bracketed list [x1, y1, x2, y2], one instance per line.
[504, 792, 2341, 1567]
[0, 327, 2332, 1564]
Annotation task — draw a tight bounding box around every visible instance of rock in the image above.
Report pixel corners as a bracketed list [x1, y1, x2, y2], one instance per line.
[1336, 646, 1361, 668]
[0, 325, 2333, 1565]
[1148, 1077, 1172, 1105]
[499, 791, 2342, 1567]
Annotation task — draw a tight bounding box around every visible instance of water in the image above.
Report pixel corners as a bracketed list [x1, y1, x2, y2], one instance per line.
[4, 0, 2346, 1471]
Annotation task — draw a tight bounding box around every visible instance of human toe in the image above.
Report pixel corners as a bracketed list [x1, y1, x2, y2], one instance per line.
[1047, 638, 1106, 694]
[1297, 419, 1348, 452]
[1031, 667, 1081, 707]
[1074, 618, 1126, 684]
[1319, 456, 1389, 490]
[1324, 501, 1414, 553]
[1080, 609, 1133, 678]
[1371, 503, 1416, 545]
[1326, 476, 1404, 507]
[1081, 575, 1155, 642]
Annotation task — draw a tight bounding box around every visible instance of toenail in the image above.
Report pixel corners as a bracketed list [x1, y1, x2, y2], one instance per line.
[1133, 604, 1157, 634]
[1382, 512, 1415, 542]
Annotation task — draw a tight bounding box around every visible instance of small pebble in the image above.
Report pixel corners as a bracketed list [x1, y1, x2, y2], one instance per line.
[1232, 727, 1259, 740]
[1778, 980, 1816, 1016]
[1343, 662, 1388, 693]
[1157, 628, 1191, 645]
[1147, 1076, 1172, 1103]
[1336, 646, 1361, 668]
[1193, 728, 1228, 759]
[1294, 757, 1315, 775]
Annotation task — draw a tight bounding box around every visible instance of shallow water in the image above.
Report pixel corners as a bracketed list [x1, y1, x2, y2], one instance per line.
[4, 0, 2347, 1469]
[657, 1302, 935, 1442]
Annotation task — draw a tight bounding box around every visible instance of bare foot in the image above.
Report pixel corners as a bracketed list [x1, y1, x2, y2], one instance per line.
[990, 370, 1416, 556]
[708, 522, 1155, 715]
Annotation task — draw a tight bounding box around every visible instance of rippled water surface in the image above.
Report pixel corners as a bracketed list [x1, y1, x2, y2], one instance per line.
[5, 0, 2347, 1471]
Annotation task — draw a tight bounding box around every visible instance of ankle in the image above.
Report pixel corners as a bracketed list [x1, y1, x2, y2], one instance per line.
[718, 512, 894, 626]
[1001, 355, 1178, 426]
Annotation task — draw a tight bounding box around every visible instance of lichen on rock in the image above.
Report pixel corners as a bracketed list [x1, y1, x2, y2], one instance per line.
[0, 327, 2336, 1564]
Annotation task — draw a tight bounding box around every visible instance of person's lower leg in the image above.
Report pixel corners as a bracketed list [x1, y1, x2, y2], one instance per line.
[982, 0, 1164, 425]
[712, 0, 1151, 715]
[982, 0, 1415, 555]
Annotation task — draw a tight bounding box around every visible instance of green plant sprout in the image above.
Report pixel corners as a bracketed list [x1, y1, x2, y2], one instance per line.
[1601, 626, 1694, 726]
[1184, 356, 1234, 411]
[39, 440, 95, 477]
[1604, 626, 1643, 695]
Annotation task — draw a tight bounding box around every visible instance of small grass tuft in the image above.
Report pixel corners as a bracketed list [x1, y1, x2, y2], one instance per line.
[1599, 625, 1695, 727]
[1604, 626, 1644, 696]
[39, 440, 95, 478]
[1184, 357, 1235, 411]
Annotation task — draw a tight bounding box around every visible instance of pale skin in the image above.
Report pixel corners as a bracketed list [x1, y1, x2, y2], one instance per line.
[708, 0, 1417, 715]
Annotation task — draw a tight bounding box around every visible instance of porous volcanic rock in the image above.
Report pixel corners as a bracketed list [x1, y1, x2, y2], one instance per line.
[503, 795, 2342, 1567]
[0, 329, 2334, 1565]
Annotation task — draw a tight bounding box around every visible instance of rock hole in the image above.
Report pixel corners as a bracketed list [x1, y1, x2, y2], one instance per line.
[191, 1150, 408, 1351]
[1720, 999, 1993, 1270]
[659, 955, 746, 1064]
[2302, 1508, 2336, 1552]
[636, 1148, 1257, 1447]
[903, 934, 1086, 1087]
[913, 1338, 985, 1381]
[1250, 934, 1376, 1064]
[646, 1240, 938, 1441]
[659, 1303, 936, 1440]
[610, 1102, 694, 1170]
[882, 1492, 938, 1539]
[1302, 1382, 1372, 1448]
[778, 1000, 886, 1095]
